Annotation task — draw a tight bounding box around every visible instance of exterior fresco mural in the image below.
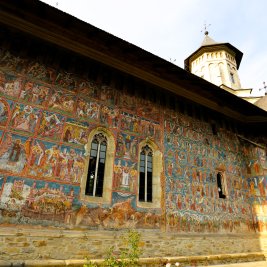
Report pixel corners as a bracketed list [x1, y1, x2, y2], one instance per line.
[76, 98, 100, 121]
[0, 46, 266, 233]
[0, 47, 164, 230]
[244, 146, 267, 232]
[100, 105, 119, 129]
[24, 140, 86, 183]
[0, 133, 29, 174]
[0, 71, 22, 99]
[26, 62, 56, 84]
[10, 103, 39, 134]
[62, 119, 89, 146]
[78, 80, 100, 100]
[72, 193, 161, 229]
[0, 176, 79, 225]
[19, 81, 51, 107]
[113, 158, 137, 193]
[0, 175, 4, 197]
[116, 133, 138, 160]
[163, 111, 259, 233]
[99, 85, 117, 106]
[0, 98, 11, 127]
[0, 51, 26, 73]
[38, 111, 64, 141]
[48, 88, 76, 115]
[55, 71, 78, 91]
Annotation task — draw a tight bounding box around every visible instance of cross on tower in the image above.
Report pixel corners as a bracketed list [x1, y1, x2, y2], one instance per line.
[260, 81, 267, 94]
[201, 22, 211, 35]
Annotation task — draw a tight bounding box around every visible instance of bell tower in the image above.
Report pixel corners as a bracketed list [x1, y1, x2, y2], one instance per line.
[184, 31, 243, 90]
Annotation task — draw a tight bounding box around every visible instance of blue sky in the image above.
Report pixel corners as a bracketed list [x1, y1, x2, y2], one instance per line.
[41, 0, 266, 95]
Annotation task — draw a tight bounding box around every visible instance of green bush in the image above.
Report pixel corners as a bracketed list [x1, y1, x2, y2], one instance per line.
[84, 229, 141, 267]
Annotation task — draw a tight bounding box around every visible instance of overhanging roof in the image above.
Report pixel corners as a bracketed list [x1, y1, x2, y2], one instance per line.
[0, 0, 266, 124]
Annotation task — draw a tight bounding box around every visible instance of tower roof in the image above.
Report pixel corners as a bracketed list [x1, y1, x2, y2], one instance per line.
[255, 95, 267, 111]
[201, 31, 217, 46]
[184, 32, 243, 71]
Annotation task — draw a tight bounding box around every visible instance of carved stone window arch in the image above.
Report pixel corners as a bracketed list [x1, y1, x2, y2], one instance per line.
[85, 133, 107, 197]
[139, 145, 153, 203]
[81, 127, 115, 204]
[137, 139, 162, 209]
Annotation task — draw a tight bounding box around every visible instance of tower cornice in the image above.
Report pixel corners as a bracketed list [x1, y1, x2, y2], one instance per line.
[184, 42, 243, 71]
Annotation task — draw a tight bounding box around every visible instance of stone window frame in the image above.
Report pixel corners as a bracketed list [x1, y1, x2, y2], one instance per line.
[137, 138, 162, 209]
[81, 127, 115, 204]
[216, 165, 228, 199]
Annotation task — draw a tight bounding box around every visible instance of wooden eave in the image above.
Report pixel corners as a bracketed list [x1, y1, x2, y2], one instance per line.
[0, 0, 266, 125]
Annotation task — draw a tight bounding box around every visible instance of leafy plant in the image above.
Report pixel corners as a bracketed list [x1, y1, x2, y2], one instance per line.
[84, 229, 141, 267]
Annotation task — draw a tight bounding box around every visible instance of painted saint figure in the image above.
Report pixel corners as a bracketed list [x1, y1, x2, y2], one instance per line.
[121, 162, 130, 187]
[9, 139, 22, 162]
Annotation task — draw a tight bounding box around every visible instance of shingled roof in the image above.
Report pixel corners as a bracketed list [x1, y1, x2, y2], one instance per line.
[201, 32, 217, 46]
[0, 0, 266, 126]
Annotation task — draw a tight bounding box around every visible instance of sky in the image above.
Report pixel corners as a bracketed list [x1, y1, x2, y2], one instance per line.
[41, 0, 267, 96]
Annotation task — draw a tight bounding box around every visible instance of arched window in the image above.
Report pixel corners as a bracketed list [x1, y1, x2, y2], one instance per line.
[139, 145, 153, 202]
[86, 133, 107, 197]
[217, 172, 226, 199]
[81, 127, 115, 204]
[137, 139, 162, 208]
[230, 72, 235, 84]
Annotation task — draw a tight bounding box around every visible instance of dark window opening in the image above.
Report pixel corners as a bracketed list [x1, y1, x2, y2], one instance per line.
[139, 145, 153, 202]
[230, 73, 235, 83]
[217, 172, 226, 199]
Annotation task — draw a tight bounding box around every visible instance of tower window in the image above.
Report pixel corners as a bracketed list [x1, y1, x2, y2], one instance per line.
[230, 73, 235, 83]
[217, 172, 226, 199]
[86, 133, 107, 197]
[139, 145, 153, 202]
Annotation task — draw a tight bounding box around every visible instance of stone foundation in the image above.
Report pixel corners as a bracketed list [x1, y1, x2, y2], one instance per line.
[0, 227, 267, 266]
